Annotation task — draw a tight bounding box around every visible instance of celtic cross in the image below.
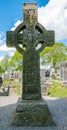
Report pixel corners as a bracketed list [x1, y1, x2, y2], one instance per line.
[6, 3, 55, 100]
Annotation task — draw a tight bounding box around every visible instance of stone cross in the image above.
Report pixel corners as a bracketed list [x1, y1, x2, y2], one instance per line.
[6, 3, 55, 100]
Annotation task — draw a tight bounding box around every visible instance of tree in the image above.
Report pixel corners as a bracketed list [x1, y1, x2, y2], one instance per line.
[0, 66, 5, 73]
[40, 42, 67, 68]
[0, 55, 10, 72]
[9, 51, 22, 71]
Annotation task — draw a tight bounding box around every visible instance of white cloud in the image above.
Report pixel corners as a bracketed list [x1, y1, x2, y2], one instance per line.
[0, 56, 4, 61]
[11, 20, 22, 31]
[0, 44, 15, 51]
[0, 32, 5, 44]
[0, 31, 16, 59]
[0, 44, 16, 57]
[38, 0, 67, 40]
[0, 20, 22, 59]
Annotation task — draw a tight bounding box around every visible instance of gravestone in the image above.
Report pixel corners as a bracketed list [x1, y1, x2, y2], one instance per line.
[6, 3, 56, 126]
[60, 62, 67, 81]
[45, 70, 50, 77]
[60, 62, 67, 86]
[41, 68, 51, 95]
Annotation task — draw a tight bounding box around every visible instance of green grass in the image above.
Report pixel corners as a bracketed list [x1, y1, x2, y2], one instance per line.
[48, 80, 67, 98]
[48, 87, 67, 97]
[51, 80, 62, 88]
[14, 86, 21, 95]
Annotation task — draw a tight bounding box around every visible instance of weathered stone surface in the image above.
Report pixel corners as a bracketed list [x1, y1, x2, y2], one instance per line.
[60, 61, 67, 81]
[23, 3, 37, 24]
[11, 98, 56, 126]
[22, 49, 41, 100]
[6, 3, 55, 126]
[6, 3, 55, 100]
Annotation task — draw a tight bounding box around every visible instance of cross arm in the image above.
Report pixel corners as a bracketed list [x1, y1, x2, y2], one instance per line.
[37, 30, 55, 52]
[6, 31, 23, 47]
[46, 31, 55, 47]
[37, 31, 55, 46]
[6, 31, 16, 47]
[6, 31, 25, 54]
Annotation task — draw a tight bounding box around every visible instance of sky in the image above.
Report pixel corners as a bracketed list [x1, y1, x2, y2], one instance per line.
[0, 0, 67, 60]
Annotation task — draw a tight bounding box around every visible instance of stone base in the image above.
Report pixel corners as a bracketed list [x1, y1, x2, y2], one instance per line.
[11, 97, 56, 126]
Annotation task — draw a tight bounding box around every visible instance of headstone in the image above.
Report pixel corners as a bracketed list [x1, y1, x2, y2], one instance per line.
[6, 3, 56, 126]
[41, 84, 48, 95]
[60, 62, 67, 86]
[40, 68, 51, 95]
[60, 62, 67, 81]
[45, 70, 50, 77]
[3, 71, 9, 81]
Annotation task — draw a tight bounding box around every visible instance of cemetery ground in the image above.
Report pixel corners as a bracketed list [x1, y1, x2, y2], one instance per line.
[0, 79, 67, 130]
[47, 79, 67, 98]
[2, 78, 67, 98]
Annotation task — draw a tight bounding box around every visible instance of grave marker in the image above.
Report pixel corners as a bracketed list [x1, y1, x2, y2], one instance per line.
[6, 3, 55, 126]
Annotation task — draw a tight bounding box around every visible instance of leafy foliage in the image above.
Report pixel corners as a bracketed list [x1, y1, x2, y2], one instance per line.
[40, 42, 67, 68]
[0, 42, 67, 72]
[0, 55, 10, 72]
[9, 51, 23, 71]
[0, 66, 5, 73]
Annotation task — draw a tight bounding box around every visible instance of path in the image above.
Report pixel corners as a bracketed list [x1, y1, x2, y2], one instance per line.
[0, 94, 67, 130]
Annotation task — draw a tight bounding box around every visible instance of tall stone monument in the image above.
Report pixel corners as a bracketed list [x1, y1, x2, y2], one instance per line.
[6, 3, 55, 126]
